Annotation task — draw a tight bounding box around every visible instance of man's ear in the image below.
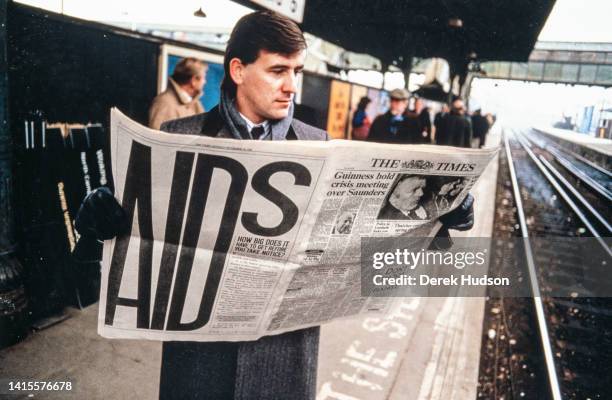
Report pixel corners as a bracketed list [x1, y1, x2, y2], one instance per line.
[229, 58, 245, 86]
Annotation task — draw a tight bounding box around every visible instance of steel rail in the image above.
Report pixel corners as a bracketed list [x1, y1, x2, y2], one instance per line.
[503, 130, 563, 400]
[533, 129, 612, 179]
[544, 144, 612, 202]
[515, 132, 612, 258]
[519, 132, 612, 235]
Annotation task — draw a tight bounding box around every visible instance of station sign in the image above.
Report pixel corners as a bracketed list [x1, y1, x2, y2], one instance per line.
[327, 80, 351, 139]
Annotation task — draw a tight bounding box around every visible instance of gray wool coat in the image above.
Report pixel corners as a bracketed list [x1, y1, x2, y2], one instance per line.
[158, 105, 328, 400]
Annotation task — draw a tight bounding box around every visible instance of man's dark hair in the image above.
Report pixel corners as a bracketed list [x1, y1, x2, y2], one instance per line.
[172, 58, 205, 85]
[221, 10, 307, 96]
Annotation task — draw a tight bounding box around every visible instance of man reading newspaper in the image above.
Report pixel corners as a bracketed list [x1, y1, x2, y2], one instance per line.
[73, 10, 475, 400]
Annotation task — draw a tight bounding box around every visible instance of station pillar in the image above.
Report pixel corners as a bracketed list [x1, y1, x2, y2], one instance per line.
[0, 0, 28, 349]
[0, 0, 18, 262]
[0, 0, 28, 348]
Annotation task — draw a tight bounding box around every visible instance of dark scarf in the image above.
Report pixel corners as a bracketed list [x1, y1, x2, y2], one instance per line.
[218, 89, 294, 140]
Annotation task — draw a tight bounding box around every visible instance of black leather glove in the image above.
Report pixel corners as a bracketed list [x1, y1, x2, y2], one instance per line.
[73, 187, 129, 262]
[439, 193, 474, 231]
[75, 187, 129, 239]
[429, 194, 474, 251]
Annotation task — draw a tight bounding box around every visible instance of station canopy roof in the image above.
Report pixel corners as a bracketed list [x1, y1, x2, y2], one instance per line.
[300, 0, 556, 68]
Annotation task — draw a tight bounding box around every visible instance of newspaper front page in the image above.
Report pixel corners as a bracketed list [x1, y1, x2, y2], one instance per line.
[98, 109, 497, 341]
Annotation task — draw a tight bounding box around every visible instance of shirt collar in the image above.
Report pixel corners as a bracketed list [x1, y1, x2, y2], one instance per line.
[179, 89, 193, 103]
[238, 112, 271, 139]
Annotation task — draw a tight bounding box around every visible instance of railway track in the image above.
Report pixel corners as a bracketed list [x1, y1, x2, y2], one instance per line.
[526, 130, 611, 232]
[478, 128, 612, 400]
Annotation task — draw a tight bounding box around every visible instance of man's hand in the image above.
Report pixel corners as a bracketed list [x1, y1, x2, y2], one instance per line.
[73, 187, 129, 263]
[429, 194, 474, 251]
[439, 193, 474, 231]
[75, 187, 129, 240]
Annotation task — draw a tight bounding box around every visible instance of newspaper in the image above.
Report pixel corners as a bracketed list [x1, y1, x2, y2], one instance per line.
[98, 108, 497, 342]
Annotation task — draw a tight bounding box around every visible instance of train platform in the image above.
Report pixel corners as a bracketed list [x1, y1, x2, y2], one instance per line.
[533, 126, 612, 157]
[0, 130, 501, 400]
[533, 126, 612, 170]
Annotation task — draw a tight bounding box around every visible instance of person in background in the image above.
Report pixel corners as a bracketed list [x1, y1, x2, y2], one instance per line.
[351, 96, 372, 140]
[148, 57, 207, 130]
[433, 103, 449, 126]
[432, 103, 449, 143]
[434, 98, 472, 148]
[413, 97, 432, 143]
[367, 88, 421, 144]
[471, 109, 490, 148]
[486, 113, 496, 129]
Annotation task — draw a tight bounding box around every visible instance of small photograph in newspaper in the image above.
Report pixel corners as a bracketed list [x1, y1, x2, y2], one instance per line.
[331, 211, 356, 235]
[377, 175, 469, 221]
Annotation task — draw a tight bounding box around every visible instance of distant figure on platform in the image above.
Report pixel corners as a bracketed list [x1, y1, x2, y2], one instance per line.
[351, 96, 372, 140]
[471, 109, 490, 148]
[486, 113, 496, 127]
[148, 58, 207, 130]
[434, 99, 472, 148]
[412, 97, 432, 143]
[432, 103, 449, 143]
[553, 115, 574, 130]
[367, 88, 421, 144]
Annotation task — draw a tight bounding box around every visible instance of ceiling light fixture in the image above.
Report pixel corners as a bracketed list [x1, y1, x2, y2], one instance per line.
[194, 7, 207, 18]
[448, 17, 463, 28]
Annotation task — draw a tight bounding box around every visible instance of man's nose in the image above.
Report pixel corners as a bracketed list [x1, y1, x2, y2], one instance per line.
[282, 72, 298, 93]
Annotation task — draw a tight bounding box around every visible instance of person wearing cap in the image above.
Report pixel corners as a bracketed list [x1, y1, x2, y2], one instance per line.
[367, 88, 422, 144]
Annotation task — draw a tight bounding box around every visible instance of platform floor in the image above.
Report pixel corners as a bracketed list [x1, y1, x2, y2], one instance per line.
[0, 130, 501, 400]
[534, 125, 612, 157]
[0, 304, 161, 399]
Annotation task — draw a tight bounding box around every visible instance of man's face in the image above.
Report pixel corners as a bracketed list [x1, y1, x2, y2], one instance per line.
[452, 100, 465, 115]
[414, 98, 423, 113]
[391, 177, 426, 212]
[189, 67, 207, 95]
[389, 98, 408, 116]
[232, 49, 305, 122]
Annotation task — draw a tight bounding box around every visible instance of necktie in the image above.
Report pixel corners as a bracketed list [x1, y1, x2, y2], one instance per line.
[251, 126, 265, 140]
